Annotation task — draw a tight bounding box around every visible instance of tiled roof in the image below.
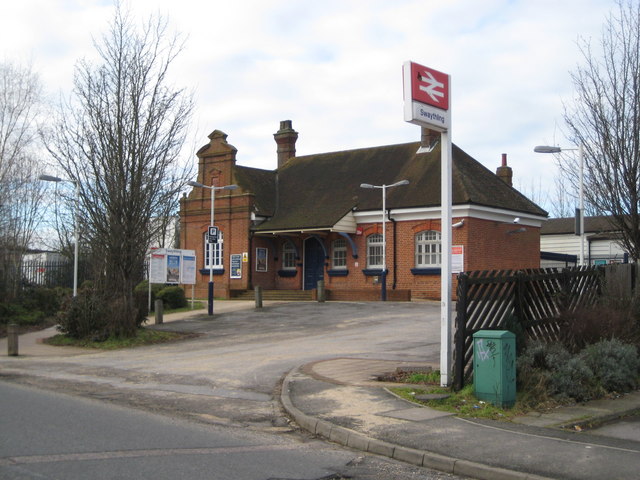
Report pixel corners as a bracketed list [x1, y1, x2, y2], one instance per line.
[245, 140, 547, 233]
[541, 215, 618, 235]
[234, 166, 276, 216]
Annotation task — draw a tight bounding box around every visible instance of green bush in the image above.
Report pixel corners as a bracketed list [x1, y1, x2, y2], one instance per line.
[581, 339, 640, 393]
[134, 280, 165, 312]
[57, 290, 109, 340]
[518, 339, 640, 404]
[156, 286, 187, 309]
[548, 356, 599, 402]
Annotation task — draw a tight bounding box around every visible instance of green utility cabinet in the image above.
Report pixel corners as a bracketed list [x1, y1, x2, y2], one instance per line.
[473, 330, 516, 407]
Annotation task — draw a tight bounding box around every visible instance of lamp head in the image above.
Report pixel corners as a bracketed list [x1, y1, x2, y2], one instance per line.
[534, 146, 562, 154]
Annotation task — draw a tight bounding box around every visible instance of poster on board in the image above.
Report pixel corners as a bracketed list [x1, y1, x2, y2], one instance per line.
[181, 254, 197, 284]
[230, 254, 242, 279]
[256, 247, 268, 272]
[148, 248, 197, 285]
[452, 245, 464, 274]
[166, 254, 180, 283]
[149, 253, 166, 284]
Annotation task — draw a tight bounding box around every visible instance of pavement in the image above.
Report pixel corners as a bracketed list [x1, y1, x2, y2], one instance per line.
[3, 301, 640, 480]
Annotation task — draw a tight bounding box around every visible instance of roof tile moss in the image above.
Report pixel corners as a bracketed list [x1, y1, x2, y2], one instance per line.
[251, 141, 547, 232]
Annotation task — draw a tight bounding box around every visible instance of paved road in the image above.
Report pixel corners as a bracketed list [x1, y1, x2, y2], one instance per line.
[0, 381, 461, 480]
[1, 301, 466, 479]
[1, 302, 442, 430]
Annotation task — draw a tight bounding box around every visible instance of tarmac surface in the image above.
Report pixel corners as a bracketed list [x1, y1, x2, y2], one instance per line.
[2, 301, 640, 480]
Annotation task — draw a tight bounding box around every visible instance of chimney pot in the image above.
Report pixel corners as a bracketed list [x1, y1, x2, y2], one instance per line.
[496, 153, 513, 187]
[274, 120, 298, 168]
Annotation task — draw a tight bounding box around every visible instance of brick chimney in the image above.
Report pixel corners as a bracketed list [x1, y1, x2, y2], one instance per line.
[496, 153, 513, 187]
[274, 120, 298, 168]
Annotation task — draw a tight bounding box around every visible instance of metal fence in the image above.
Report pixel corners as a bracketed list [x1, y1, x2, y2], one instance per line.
[19, 260, 91, 290]
[454, 266, 603, 390]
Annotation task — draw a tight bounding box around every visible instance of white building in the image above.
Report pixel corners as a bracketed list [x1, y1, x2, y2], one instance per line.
[541, 216, 629, 268]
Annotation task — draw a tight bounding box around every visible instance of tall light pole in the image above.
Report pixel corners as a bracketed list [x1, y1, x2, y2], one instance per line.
[188, 180, 237, 315]
[534, 144, 585, 265]
[360, 179, 409, 301]
[38, 174, 80, 297]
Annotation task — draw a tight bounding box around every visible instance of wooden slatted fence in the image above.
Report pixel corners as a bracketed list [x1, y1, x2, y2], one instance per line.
[454, 267, 603, 390]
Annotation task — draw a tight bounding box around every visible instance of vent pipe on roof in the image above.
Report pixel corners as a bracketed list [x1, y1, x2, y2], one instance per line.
[496, 153, 513, 187]
[274, 120, 298, 168]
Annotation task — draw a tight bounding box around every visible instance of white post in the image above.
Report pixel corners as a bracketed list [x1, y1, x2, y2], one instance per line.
[72, 181, 79, 297]
[209, 185, 215, 315]
[440, 129, 453, 387]
[579, 144, 585, 266]
[381, 184, 387, 301]
[148, 251, 152, 312]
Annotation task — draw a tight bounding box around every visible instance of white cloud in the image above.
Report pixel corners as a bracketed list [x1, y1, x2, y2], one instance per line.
[0, 0, 616, 212]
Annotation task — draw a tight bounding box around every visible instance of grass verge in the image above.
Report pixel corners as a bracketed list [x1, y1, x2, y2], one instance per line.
[390, 384, 529, 420]
[44, 328, 193, 350]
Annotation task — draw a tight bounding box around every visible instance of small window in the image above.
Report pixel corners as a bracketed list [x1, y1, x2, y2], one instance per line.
[367, 234, 383, 269]
[415, 230, 441, 267]
[332, 238, 347, 269]
[282, 242, 296, 270]
[204, 231, 224, 269]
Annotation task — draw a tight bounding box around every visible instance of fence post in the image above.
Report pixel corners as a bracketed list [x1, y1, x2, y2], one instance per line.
[453, 273, 468, 391]
[154, 299, 163, 325]
[255, 285, 263, 308]
[7, 324, 19, 356]
[514, 271, 525, 324]
[317, 280, 325, 303]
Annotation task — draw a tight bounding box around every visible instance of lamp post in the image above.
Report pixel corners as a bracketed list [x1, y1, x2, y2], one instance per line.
[38, 174, 79, 297]
[188, 180, 237, 315]
[360, 179, 409, 301]
[534, 144, 585, 266]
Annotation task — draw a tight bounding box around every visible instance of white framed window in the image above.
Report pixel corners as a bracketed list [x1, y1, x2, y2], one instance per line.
[332, 238, 347, 269]
[204, 231, 224, 269]
[415, 230, 441, 267]
[282, 242, 296, 270]
[366, 234, 383, 268]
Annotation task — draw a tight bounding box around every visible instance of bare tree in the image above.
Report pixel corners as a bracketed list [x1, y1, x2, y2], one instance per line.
[0, 61, 45, 299]
[45, 6, 193, 336]
[561, 0, 640, 260]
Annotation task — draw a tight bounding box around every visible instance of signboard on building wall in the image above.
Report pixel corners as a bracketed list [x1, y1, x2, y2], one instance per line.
[230, 254, 242, 279]
[256, 248, 268, 272]
[452, 245, 464, 274]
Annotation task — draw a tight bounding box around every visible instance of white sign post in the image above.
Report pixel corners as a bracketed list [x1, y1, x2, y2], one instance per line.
[403, 61, 453, 387]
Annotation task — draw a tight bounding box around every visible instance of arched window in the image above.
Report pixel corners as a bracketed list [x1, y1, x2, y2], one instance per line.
[415, 230, 441, 267]
[332, 238, 347, 269]
[366, 234, 383, 269]
[282, 241, 296, 270]
[204, 231, 224, 269]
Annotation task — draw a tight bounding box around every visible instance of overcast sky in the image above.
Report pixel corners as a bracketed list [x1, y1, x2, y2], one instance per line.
[1, 0, 615, 214]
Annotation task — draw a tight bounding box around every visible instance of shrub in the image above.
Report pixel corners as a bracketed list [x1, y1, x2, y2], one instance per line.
[548, 356, 599, 402]
[557, 304, 640, 352]
[517, 341, 597, 403]
[156, 286, 187, 309]
[57, 290, 108, 340]
[580, 339, 640, 393]
[134, 280, 165, 312]
[517, 338, 640, 404]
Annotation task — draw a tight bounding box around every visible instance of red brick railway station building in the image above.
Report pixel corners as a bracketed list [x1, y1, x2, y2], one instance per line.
[179, 121, 547, 301]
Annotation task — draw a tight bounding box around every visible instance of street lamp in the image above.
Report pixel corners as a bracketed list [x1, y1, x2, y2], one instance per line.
[38, 174, 79, 297]
[187, 180, 237, 315]
[360, 179, 409, 301]
[534, 144, 585, 266]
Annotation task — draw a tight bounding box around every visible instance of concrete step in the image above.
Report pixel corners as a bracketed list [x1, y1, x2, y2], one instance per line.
[232, 290, 313, 301]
